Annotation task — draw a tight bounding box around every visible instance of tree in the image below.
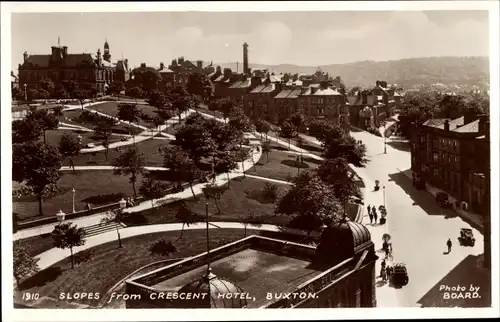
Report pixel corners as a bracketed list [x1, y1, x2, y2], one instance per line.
[108, 81, 125, 100]
[175, 200, 199, 239]
[53, 105, 64, 121]
[254, 118, 271, 140]
[51, 222, 86, 269]
[94, 120, 114, 161]
[27, 88, 39, 101]
[262, 142, 272, 162]
[399, 90, 442, 138]
[213, 151, 238, 187]
[25, 108, 59, 144]
[139, 175, 169, 207]
[186, 72, 207, 101]
[13, 243, 40, 286]
[127, 86, 144, 104]
[275, 171, 344, 235]
[58, 133, 81, 169]
[13, 142, 63, 216]
[307, 119, 345, 147]
[316, 157, 361, 213]
[323, 135, 368, 167]
[279, 121, 296, 148]
[148, 90, 168, 112]
[152, 115, 165, 135]
[169, 85, 193, 122]
[117, 103, 141, 138]
[202, 182, 227, 214]
[12, 119, 42, 144]
[100, 209, 125, 248]
[235, 148, 251, 178]
[174, 123, 217, 164]
[163, 146, 204, 199]
[73, 89, 89, 110]
[290, 113, 305, 133]
[208, 101, 219, 117]
[112, 147, 146, 198]
[228, 107, 254, 134]
[219, 99, 237, 122]
[12, 87, 21, 101]
[240, 210, 264, 237]
[38, 89, 50, 100]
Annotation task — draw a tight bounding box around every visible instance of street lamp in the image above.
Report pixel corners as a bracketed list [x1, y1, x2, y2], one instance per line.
[72, 188, 76, 213]
[383, 121, 387, 154]
[383, 186, 386, 208]
[23, 84, 27, 101]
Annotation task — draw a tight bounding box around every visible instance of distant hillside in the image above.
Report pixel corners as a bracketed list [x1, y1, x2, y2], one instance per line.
[215, 56, 489, 88]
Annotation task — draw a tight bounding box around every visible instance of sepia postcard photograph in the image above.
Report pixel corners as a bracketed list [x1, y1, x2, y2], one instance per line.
[1, 1, 499, 321]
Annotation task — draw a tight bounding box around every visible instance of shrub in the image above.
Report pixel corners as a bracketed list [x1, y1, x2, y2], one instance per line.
[262, 182, 279, 202]
[150, 239, 177, 256]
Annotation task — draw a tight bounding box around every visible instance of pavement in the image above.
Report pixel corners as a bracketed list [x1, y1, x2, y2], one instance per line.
[60, 165, 169, 171]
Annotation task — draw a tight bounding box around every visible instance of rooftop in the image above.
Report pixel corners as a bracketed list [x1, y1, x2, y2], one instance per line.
[152, 248, 321, 308]
[250, 83, 275, 94]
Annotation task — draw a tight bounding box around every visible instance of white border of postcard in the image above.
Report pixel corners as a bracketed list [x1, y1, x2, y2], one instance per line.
[2, 1, 499, 321]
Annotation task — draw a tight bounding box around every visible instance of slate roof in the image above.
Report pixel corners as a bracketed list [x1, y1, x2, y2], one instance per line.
[422, 118, 449, 128]
[285, 80, 303, 86]
[23, 54, 98, 68]
[347, 96, 362, 105]
[453, 119, 479, 133]
[249, 83, 275, 94]
[229, 78, 251, 89]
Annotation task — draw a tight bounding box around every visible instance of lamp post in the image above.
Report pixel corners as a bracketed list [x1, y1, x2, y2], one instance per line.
[72, 188, 76, 213]
[23, 84, 27, 101]
[383, 121, 387, 154]
[383, 186, 386, 208]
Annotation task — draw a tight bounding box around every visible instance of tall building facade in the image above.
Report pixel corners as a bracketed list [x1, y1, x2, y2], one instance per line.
[18, 39, 130, 94]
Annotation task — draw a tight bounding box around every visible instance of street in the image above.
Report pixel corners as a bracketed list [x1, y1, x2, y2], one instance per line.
[349, 130, 486, 307]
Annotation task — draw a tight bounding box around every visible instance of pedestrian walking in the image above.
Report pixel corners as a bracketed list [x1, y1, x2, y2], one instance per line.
[372, 206, 378, 223]
[369, 212, 374, 224]
[446, 238, 452, 253]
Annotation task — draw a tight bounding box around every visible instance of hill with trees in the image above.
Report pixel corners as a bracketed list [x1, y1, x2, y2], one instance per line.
[215, 56, 489, 88]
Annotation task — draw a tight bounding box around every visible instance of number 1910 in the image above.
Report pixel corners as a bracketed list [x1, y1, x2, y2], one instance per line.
[22, 293, 40, 301]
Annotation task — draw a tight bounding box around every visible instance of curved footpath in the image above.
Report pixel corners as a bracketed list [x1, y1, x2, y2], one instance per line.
[35, 222, 284, 270]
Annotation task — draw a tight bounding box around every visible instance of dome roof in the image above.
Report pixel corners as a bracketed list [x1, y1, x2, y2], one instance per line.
[177, 269, 247, 308]
[330, 217, 371, 251]
[315, 217, 372, 266]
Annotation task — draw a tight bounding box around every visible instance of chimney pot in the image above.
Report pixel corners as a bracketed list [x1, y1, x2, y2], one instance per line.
[444, 120, 450, 131]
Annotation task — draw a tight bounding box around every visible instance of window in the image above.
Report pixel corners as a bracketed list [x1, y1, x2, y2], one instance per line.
[433, 153, 439, 162]
[433, 169, 439, 178]
[319, 98, 324, 104]
[432, 140, 438, 149]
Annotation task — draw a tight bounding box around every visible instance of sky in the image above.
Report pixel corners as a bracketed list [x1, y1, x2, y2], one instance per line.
[10, 10, 489, 72]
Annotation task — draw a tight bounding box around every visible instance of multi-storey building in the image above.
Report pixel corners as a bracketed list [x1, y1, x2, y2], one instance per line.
[299, 81, 348, 126]
[410, 113, 490, 215]
[273, 86, 302, 123]
[18, 40, 129, 94]
[243, 77, 282, 121]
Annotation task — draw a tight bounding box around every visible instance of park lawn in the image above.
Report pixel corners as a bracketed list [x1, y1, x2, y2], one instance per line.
[62, 109, 143, 136]
[14, 228, 262, 308]
[45, 129, 122, 149]
[14, 233, 54, 258]
[13, 170, 145, 222]
[246, 149, 321, 182]
[89, 102, 156, 129]
[126, 176, 292, 227]
[69, 138, 171, 167]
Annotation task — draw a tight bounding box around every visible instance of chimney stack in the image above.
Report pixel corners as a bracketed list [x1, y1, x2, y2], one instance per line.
[216, 66, 222, 74]
[251, 76, 262, 88]
[23, 51, 28, 63]
[444, 120, 450, 131]
[243, 42, 249, 75]
[159, 62, 165, 70]
[197, 60, 203, 70]
[223, 68, 232, 78]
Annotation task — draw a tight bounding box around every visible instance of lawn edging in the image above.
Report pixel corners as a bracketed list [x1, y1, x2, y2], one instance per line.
[98, 257, 185, 308]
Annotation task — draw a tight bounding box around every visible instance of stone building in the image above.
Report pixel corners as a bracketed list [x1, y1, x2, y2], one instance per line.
[18, 39, 129, 94]
[299, 81, 348, 126]
[273, 86, 303, 123]
[125, 218, 378, 308]
[410, 113, 490, 215]
[242, 76, 282, 121]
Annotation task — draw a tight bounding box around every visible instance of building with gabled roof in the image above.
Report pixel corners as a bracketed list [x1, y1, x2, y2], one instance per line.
[18, 39, 130, 95]
[298, 81, 348, 126]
